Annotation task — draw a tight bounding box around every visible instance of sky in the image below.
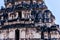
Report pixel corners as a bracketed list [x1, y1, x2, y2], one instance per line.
[0, 0, 60, 25]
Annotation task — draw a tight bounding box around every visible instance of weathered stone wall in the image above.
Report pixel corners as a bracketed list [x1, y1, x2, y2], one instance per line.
[0, 28, 60, 40]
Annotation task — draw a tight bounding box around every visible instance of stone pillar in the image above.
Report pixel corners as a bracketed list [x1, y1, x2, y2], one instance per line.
[48, 28, 51, 40]
[20, 28, 26, 40]
[9, 29, 15, 40]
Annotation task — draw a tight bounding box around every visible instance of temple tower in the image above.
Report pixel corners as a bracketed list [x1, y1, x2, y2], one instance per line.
[0, 0, 60, 40]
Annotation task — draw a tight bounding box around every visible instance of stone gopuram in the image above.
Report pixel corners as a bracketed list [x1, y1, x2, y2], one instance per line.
[0, 0, 60, 40]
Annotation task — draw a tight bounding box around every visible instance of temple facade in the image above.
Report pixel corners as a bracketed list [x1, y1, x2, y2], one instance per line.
[0, 0, 60, 40]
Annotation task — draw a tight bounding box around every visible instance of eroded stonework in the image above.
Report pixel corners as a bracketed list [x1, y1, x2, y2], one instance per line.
[0, 0, 60, 40]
